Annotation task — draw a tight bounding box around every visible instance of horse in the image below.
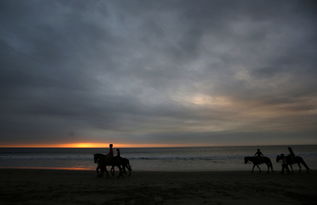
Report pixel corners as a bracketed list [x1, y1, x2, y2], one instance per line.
[276, 154, 310, 173]
[93, 153, 132, 177]
[93, 153, 123, 177]
[244, 156, 273, 173]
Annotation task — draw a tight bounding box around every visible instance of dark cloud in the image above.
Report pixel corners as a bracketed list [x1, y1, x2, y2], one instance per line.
[0, 0, 316, 146]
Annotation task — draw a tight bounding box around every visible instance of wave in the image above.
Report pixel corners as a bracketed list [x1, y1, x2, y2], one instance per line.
[0, 154, 242, 161]
[129, 156, 235, 161]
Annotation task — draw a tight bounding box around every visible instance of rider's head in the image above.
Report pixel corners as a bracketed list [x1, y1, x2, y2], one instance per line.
[109, 144, 113, 148]
[257, 149, 260, 152]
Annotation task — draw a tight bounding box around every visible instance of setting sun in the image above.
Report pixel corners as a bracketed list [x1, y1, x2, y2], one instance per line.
[65, 143, 106, 148]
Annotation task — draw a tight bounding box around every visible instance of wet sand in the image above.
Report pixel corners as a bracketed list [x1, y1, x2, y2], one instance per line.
[0, 169, 316, 205]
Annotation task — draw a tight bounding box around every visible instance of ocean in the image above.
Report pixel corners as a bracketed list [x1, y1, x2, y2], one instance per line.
[0, 145, 316, 171]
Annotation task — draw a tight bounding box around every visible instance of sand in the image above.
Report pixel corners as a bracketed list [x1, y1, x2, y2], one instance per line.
[0, 169, 316, 205]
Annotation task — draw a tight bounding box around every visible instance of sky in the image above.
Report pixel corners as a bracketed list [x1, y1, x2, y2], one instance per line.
[0, 0, 317, 147]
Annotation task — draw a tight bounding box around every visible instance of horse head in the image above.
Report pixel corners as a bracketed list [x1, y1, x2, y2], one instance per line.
[94, 154, 98, 163]
[94, 153, 103, 163]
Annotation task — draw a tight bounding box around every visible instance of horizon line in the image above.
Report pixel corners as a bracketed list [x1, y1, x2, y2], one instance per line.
[0, 143, 315, 149]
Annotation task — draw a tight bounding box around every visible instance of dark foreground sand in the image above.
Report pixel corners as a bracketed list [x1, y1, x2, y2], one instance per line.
[0, 169, 316, 205]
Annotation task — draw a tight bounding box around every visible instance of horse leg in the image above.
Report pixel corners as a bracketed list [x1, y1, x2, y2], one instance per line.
[96, 166, 101, 177]
[121, 166, 125, 176]
[252, 164, 255, 173]
[97, 164, 105, 177]
[126, 163, 132, 176]
[297, 163, 302, 173]
[111, 166, 115, 176]
[104, 166, 109, 177]
[256, 165, 261, 173]
[268, 163, 273, 172]
[116, 165, 123, 177]
[100, 166, 105, 177]
[300, 159, 310, 172]
[119, 165, 124, 177]
[289, 164, 294, 173]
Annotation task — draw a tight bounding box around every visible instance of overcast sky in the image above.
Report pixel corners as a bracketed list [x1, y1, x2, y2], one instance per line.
[0, 0, 316, 147]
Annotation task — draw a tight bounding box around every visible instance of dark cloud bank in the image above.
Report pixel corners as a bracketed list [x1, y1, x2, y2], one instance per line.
[0, 0, 316, 146]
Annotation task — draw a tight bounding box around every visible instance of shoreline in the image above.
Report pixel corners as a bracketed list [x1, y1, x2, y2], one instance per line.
[1, 169, 316, 204]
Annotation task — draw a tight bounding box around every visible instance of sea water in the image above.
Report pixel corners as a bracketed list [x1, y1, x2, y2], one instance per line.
[0, 145, 316, 171]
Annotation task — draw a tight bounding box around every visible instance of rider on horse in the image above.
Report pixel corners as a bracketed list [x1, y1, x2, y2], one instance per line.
[255, 149, 263, 157]
[106, 144, 114, 160]
[255, 149, 264, 163]
[288, 147, 295, 162]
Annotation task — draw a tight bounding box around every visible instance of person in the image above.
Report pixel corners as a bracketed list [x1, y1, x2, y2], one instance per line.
[107, 144, 114, 158]
[288, 147, 295, 162]
[254, 149, 264, 158]
[288, 147, 295, 157]
[116, 148, 121, 158]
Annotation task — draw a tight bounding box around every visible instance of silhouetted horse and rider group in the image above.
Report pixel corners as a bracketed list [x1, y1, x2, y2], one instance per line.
[94, 144, 132, 177]
[94, 145, 310, 177]
[244, 147, 310, 173]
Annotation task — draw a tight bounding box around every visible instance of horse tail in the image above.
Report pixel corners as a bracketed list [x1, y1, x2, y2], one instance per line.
[299, 157, 310, 171]
[126, 159, 132, 171]
[123, 159, 132, 176]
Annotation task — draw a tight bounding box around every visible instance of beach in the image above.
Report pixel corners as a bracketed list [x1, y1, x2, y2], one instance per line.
[0, 169, 316, 205]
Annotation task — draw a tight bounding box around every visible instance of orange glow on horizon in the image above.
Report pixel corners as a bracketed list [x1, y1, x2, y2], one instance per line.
[0, 142, 205, 148]
[3, 167, 93, 171]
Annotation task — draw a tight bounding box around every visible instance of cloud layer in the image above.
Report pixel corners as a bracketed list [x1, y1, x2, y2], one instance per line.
[1, 0, 316, 146]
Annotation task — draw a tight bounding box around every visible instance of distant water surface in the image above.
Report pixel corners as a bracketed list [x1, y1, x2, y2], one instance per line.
[0, 145, 316, 171]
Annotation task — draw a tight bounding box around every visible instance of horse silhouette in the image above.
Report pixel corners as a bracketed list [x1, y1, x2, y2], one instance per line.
[94, 153, 120, 177]
[276, 154, 310, 173]
[119, 157, 132, 176]
[244, 156, 273, 173]
[94, 153, 131, 177]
